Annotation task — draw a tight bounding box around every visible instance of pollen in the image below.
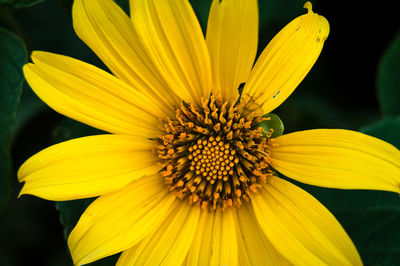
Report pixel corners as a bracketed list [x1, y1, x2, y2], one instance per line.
[155, 95, 274, 211]
[188, 136, 237, 183]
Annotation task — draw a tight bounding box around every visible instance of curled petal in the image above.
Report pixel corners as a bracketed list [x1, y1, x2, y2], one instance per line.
[244, 2, 329, 113]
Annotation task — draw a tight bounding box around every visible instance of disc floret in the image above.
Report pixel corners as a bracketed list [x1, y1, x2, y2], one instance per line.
[155, 95, 274, 211]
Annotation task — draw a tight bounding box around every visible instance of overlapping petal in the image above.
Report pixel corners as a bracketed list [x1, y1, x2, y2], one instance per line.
[18, 135, 160, 201]
[270, 129, 400, 192]
[24, 51, 163, 137]
[206, 0, 258, 104]
[116, 203, 200, 265]
[185, 208, 214, 265]
[210, 209, 238, 265]
[235, 204, 291, 265]
[186, 209, 238, 265]
[252, 176, 362, 265]
[73, 0, 180, 116]
[130, 0, 212, 105]
[244, 2, 329, 114]
[68, 175, 176, 265]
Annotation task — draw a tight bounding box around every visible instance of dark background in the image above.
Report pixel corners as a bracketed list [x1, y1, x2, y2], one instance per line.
[0, 0, 399, 265]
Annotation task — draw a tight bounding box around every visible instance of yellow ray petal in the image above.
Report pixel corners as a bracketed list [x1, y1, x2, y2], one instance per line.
[206, 0, 258, 104]
[244, 2, 329, 114]
[117, 203, 200, 266]
[73, 0, 179, 117]
[185, 207, 214, 265]
[270, 129, 400, 192]
[186, 209, 238, 265]
[130, 0, 212, 105]
[235, 203, 291, 265]
[211, 209, 238, 266]
[24, 52, 163, 137]
[18, 135, 160, 201]
[68, 175, 176, 265]
[252, 176, 362, 265]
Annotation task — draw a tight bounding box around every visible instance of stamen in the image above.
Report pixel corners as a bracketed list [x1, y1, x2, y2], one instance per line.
[155, 95, 273, 211]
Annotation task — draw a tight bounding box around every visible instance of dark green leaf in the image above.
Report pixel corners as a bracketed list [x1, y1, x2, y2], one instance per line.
[305, 186, 400, 266]
[361, 116, 400, 148]
[0, 27, 26, 211]
[377, 31, 400, 117]
[13, 84, 46, 137]
[258, 113, 284, 138]
[51, 118, 104, 144]
[56, 198, 95, 241]
[0, 0, 44, 8]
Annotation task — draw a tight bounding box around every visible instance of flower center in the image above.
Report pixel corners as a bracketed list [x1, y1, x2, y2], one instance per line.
[188, 136, 238, 183]
[155, 95, 273, 211]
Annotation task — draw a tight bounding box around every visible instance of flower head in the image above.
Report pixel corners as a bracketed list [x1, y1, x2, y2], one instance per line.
[19, 0, 400, 265]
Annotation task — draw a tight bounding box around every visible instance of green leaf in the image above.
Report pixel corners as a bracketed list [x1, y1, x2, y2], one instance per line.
[13, 84, 46, 137]
[51, 118, 104, 145]
[377, 31, 400, 117]
[258, 113, 284, 138]
[361, 116, 400, 148]
[0, 0, 44, 8]
[0, 28, 26, 211]
[56, 198, 95, 241]
[307, 187, 400, 266]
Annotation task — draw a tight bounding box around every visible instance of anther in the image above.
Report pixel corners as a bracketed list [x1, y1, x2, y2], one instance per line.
[155, 95, 274, 211]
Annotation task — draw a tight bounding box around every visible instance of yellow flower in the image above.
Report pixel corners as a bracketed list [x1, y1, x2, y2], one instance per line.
[18, 0, 400, 265]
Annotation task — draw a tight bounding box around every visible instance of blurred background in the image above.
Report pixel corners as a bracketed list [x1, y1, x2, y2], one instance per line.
[0, 0, 399, 265]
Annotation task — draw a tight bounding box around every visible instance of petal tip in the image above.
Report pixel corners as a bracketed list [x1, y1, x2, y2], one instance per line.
[17, 164, 28, 182]
[22, 63, 33, 74]
[303, 1, 313, 12]
[17, 187, 25, 198]
[319, 15, 330, 38]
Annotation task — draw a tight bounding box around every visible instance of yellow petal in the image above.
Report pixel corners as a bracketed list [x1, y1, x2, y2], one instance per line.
[24, 51, 163, 137]
[252, 176, 362, 265]
[18, 135, 160, 201]
[210, 209, 238, 266]
[68, 175, 176, 265]
[73, 0, 179, 117]
[117, 203, 200, 266]
[270, 129, 400, 192]
[235, 203, 291, 265]
[186, 209, 238, 265]
[185, 208, 214, 265]
[130, 0, 212, 105]
[206, 0, 258, 104]
[244, 2, 329, 114]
